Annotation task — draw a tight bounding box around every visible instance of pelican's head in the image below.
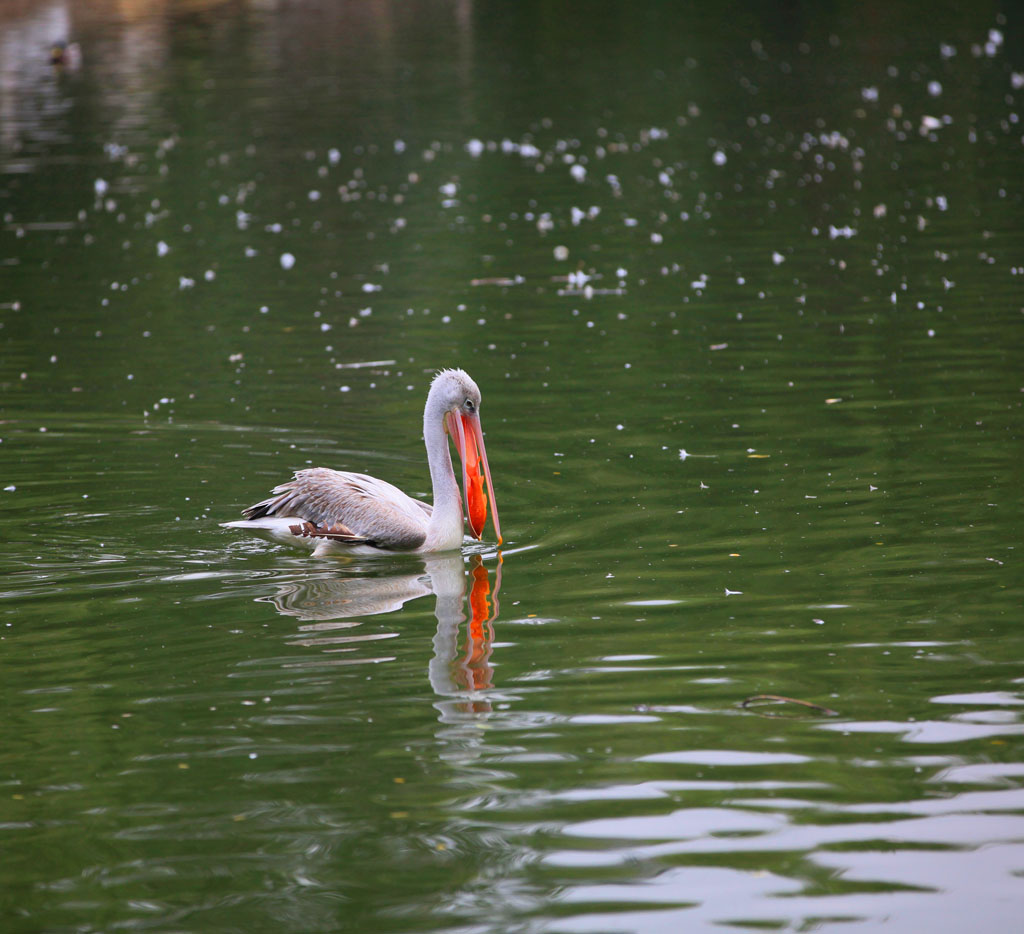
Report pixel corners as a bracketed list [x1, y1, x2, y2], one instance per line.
[429, 369, 501, 545]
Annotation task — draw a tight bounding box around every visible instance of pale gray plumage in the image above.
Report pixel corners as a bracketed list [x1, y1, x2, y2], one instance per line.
[243, 467, 431, 550]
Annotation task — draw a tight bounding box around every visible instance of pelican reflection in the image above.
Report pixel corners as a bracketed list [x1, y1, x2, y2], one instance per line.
[258, 553, 501, 701]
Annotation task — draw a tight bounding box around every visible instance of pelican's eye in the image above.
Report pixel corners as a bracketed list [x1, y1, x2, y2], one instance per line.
[464, 399, 476, 413]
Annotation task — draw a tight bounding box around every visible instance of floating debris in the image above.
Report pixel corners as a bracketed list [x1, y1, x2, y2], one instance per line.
[741, 694, 839, 717]
[471, 276, 524, 287]
[679, 449, 717, 461]
[335, 359, 396, 369]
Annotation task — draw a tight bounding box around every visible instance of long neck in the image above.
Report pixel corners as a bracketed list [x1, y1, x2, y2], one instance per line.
[423, 398, 464, 549]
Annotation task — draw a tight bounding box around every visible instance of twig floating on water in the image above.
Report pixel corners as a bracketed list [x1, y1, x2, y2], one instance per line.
[740, 694, 839, 717]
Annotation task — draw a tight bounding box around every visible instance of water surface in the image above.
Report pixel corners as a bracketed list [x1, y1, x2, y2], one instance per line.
[2, 2, 1023, 932]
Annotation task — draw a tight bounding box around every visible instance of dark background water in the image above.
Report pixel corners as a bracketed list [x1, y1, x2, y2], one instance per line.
[2, 2, 1023, 931]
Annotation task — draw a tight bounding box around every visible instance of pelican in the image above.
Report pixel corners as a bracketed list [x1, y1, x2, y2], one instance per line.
[222, 368, 501, 555]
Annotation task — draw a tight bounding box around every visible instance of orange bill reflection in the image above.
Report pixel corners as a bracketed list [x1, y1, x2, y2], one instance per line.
[456, 553, 502, 693]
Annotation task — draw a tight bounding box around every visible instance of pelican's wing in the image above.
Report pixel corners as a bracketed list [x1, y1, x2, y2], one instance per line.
[242, 467, 432, 550]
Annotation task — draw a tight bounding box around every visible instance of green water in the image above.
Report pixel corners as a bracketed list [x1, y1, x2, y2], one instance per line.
[2, 2, 1022, 932]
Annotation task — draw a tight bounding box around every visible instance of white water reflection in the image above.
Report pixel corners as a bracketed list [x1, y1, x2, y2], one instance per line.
[545, 843, 1024, 933]
[546, 790, 1024, 931]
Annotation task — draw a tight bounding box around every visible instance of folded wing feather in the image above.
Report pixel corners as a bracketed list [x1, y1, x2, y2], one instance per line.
[242, 467, 432, 550]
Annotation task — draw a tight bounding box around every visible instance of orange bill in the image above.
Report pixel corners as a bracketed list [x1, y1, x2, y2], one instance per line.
[447, 410, 502, 544]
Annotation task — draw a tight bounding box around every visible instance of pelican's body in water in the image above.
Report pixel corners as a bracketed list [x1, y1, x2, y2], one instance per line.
[222, 369, 501, 556]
